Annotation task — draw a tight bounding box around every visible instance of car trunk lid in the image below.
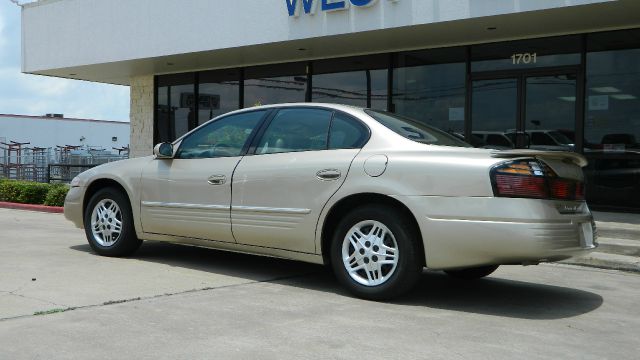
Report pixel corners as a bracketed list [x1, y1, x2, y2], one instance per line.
[491, 149, 587, 167]
[491, 149, 587, 181]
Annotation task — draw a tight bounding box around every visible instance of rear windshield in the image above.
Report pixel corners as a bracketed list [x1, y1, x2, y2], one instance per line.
[365, 110, 471, 148]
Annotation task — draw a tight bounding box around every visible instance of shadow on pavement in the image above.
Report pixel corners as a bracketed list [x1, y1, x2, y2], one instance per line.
[393, 271, 604, 320]
[71, 241, 603, 320]
[71, 241, 321, 283]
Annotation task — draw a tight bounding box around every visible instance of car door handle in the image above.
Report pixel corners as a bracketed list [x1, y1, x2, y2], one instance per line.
[208, 175, 226, 185]
[316, 169, 341, 181]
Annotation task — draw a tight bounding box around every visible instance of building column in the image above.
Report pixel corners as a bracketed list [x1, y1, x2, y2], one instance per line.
[129, 75, 154, 158]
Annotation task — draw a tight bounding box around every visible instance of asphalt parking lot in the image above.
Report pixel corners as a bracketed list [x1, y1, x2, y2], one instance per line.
[1, 208, 639, 359]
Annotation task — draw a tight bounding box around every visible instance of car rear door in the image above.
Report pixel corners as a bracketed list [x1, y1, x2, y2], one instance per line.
[140, 110, 268, 242]
[231, 108, 369, 253]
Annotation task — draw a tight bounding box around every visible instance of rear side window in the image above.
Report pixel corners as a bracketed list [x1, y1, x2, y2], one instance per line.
[256, 108, 332, 154]
[365, 109, 471, 148]
[329, 113, 369, 150]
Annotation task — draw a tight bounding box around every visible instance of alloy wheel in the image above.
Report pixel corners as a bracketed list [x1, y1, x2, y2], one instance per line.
[341, 220, 399, 287]
[90, 199, 123, 247]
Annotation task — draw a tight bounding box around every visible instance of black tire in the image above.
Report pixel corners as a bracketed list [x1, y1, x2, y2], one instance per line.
[444, 265, 499, 280]
[330, 205, 422, 300]
[84, 187, 142, 257]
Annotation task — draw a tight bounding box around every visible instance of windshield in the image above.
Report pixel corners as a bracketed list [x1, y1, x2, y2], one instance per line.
[365, 110, 472, 148]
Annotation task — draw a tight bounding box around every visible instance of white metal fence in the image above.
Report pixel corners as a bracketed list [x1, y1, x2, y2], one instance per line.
[0, 145, 128, 183]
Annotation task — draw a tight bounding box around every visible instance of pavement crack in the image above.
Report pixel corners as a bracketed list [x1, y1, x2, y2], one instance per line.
[6, 291, 68, 309]
[0, 271, 317, 323]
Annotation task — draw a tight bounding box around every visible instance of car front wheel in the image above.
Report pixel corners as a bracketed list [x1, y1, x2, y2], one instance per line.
[330, 205, 422, 300]
[84, 187, 141, 257]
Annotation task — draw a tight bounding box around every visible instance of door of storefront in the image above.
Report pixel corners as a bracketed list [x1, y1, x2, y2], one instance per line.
[470, 69, 580, 151]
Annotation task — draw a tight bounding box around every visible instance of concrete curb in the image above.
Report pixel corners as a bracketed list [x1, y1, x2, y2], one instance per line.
[0, 201, 64, 214]
[563, 253, 640, 274]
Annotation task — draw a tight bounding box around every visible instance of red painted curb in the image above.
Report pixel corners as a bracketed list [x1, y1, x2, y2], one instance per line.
[0, 201, 64, 214]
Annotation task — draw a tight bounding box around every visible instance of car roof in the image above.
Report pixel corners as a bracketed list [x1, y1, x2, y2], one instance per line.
[224, 102, 368, 115]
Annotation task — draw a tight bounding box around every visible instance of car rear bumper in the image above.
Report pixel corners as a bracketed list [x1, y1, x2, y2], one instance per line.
[394, 196, 597, 270]
[64, 186, 85, 229]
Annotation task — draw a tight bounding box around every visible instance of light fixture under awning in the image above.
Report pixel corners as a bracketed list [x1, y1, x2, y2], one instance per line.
[591, 86, 621, 93]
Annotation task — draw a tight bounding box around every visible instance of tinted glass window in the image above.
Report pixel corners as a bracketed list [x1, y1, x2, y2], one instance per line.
[244, 63, 307, 107]
[585, 48, 640, 152]
[176, 111, 266, 159]
[312, 55, 388, 109]
[365, 110, 471, 147]
[393, 48, 466, 135]
[198, 69, 241, 126]
[583, 44, 640, 209]
[531, 132, 556, 146]
[256, 108, 332, 154]
[329, 113, 369, 149]
[156, 85, 171, 143]
[486, 134, 513, 148]
[155, 74, 196, 143]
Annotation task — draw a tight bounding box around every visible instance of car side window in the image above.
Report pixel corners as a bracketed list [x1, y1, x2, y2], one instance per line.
[329, 113, 369, 149]
[176, 110, 266, 159]
[256, 108, 332, 154]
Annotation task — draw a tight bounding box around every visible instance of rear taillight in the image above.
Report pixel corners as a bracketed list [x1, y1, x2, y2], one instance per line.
[491, 159, 584, 200]
[494, 174, 548, 198]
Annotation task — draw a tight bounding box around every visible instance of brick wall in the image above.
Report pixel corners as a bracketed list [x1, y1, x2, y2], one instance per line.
[129, 75, 154, 158]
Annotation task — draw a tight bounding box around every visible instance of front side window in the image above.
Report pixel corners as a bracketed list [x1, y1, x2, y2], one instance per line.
[365, 109, 471, 147]
[176, 111, 266, 159]
[256, 108, 332, 154]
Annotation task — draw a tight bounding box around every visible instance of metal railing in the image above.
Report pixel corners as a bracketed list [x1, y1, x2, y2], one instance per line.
[1, 144, 128, 183]
[47, 164, 97, 183]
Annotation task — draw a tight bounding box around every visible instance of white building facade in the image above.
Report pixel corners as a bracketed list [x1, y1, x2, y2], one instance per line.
[0, 114, 130, 151]
[20, 0, 640, 210]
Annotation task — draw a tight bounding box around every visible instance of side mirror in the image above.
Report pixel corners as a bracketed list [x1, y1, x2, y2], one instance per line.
[153, 142, 174, 159]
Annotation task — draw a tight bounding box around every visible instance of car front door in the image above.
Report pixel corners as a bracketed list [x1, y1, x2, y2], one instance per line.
[140, 110, 268, 241]
[231, 108, 370, 253]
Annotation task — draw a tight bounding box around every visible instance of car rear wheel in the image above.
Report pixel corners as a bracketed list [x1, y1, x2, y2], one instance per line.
[330, 205, 422, 300]
[444, 265, 499, 280]
[84, 187, 141, 257]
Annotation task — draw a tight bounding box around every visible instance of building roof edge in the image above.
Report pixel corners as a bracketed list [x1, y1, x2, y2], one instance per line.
[0, 114, 130, 124]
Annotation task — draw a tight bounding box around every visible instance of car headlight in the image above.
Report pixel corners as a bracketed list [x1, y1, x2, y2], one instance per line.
[70, 176, 82, 188]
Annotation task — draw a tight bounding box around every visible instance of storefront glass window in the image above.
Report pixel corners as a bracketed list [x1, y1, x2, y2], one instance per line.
[244, 63, 307, 107]
[585, 49, 640, 152]
[312, 55, 388, 109]
[584, 30, 640, 210]
[156, 85, 170, 144]
[155, 74, 195, 143]
[471, 36, 581, 72]
[393, 48, 466, 135]
[198, 69, 241, 126]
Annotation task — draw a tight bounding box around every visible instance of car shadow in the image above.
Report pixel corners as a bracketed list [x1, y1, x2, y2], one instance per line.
[70, 241, 603, 320]
[389, 271, 604, 320]
[70, 241, 321, 283]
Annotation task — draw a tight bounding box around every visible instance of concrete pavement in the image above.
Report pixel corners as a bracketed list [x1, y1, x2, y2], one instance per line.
[0, 209, 316, 320]
[1, 208, 639, 359]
